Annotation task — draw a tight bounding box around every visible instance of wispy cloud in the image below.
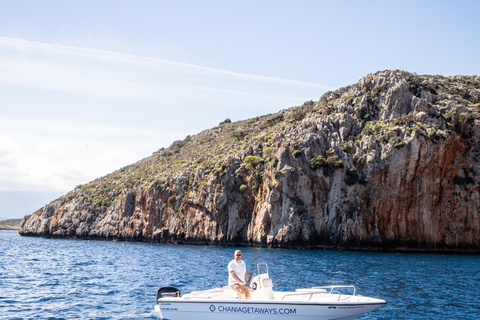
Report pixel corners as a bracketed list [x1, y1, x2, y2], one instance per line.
[0, 36, 334, 91]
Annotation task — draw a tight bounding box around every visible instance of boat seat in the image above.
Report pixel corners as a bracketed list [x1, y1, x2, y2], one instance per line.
[223, 286, 235, 292]
[223, 286, 240, 298]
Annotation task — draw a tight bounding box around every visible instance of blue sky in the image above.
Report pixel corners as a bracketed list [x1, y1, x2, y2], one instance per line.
[1, 0, 479, 219]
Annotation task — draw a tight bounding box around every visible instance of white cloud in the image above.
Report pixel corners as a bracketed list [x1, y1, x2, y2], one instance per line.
[0, 116, 180, 192]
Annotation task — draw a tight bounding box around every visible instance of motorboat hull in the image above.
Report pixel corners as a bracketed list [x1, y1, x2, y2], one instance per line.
[152, 298, 386, 320]
[152, 264, 386, 320]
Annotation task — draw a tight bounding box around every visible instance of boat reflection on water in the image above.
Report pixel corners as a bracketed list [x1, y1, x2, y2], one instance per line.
[152, 263, 386, 320]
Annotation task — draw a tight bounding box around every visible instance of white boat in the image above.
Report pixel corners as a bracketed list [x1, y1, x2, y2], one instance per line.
[152, 263, 386, 320]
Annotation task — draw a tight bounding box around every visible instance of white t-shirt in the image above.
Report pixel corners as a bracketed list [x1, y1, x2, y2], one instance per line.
[228, 259, 247, 286]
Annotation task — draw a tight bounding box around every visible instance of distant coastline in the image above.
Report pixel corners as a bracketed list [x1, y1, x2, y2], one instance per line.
[0, 219, 22, 231]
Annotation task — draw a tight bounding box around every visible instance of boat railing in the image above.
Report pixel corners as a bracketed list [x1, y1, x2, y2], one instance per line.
[282, 285, 356, 302]
[257, 262, 268, 276]
[314, 285, 357, 296]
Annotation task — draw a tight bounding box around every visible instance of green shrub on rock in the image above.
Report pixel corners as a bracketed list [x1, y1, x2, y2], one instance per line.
[263, 147, 273, 156]
[390, 136, 406, 148]
[394, 141, 406, 148]
[292, 150, 302, 158]
[345, 168, 359, 186]
[310, 151, 344, 171]
[243, 156, 264, 168]
[231, 131, 247, 141]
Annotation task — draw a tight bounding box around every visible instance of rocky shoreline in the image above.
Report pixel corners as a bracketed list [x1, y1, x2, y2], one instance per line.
[1, 219, 22, 231]
[0, 226, 20, 231]
[20, 70, 480, 253]
[17, 231, 480, 254]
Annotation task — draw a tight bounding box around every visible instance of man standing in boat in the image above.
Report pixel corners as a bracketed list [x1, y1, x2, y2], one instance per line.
[228, 250, 251, 299]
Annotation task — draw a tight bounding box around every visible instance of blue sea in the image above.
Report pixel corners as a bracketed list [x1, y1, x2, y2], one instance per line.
[1, 230, 479, 320]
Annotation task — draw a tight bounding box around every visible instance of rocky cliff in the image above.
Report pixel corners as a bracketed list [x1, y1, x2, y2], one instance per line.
[20, 70, 480, 252]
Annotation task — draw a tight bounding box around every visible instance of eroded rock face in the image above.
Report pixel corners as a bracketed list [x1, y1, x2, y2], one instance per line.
[20, 70, 480, 252]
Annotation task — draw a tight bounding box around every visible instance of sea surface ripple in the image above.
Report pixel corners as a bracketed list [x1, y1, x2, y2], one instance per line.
[1, 231, 479, 319]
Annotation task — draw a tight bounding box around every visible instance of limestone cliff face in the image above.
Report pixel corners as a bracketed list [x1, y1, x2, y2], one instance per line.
[20, 70, 480, 252]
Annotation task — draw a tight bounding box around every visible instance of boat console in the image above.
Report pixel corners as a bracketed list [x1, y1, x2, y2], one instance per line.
[249, 263, 275, 300]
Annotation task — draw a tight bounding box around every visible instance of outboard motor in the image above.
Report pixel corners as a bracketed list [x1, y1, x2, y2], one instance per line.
[156, 286, 181, 300]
